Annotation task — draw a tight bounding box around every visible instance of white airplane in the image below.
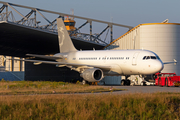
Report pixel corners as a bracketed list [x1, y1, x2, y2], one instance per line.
[12, 18, 176, 85]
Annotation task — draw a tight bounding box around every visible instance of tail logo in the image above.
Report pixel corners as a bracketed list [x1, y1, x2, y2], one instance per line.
[58, 26, 65, 48]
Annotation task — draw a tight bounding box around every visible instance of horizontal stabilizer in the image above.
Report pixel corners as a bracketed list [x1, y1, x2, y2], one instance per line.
[33, 62, 42, 65]
[163, 59, 177, 65]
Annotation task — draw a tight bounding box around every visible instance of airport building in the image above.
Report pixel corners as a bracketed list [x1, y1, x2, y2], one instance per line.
[1, 20, 180, 84]
[0, 1, 132, 82]
[0, 56, 24, 80]
[3, 22, 180, 84]
[1, 22, 180, 84]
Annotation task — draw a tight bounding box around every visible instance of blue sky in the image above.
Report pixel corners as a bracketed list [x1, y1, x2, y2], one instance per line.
[3, 0, 180, 42]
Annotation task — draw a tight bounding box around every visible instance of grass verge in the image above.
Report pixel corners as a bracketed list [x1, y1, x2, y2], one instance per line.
[0, 81, 125, 95]
[0, 92, 180, 119]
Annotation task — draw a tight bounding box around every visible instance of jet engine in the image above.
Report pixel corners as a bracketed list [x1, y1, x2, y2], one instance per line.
[80, 68, 104, 82]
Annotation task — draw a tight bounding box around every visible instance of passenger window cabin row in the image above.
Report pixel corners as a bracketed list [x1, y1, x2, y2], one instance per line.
[78, 57, 130, 60]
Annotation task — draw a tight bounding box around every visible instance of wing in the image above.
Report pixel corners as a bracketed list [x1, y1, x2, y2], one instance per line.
[10, 59, 112, 71]
[26, 54, 63, 60]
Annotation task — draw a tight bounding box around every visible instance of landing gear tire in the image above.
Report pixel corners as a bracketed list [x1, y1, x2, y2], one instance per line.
[82, 80, 87, 85]
[89, 82, 92, 85]
[143, 82, 146, 86]
[126, 80, 131, 86]
[121, 79, 130, 86]
[121, 80, 125, 86]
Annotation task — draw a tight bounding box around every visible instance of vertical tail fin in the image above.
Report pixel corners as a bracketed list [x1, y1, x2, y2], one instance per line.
[57, 18, 77, 53]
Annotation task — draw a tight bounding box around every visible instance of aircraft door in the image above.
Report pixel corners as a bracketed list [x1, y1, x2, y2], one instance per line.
[132, 52, 139, 65]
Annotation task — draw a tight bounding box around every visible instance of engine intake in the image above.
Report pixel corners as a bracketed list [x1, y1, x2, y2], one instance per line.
[80, 68, 104, 82]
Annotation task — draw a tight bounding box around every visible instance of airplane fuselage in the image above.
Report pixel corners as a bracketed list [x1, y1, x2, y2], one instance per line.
[54, 49, 164, 76]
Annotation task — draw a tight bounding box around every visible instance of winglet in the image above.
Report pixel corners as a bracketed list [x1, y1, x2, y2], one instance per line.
[56, 18, 77, 53]
[174, 59, 177, 65]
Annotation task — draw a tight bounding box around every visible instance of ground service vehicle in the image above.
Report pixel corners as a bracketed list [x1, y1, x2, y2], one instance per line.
[155, 72, 180, 87]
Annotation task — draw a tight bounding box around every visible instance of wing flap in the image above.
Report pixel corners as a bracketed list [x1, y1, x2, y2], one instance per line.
[26, 54, 63, 60]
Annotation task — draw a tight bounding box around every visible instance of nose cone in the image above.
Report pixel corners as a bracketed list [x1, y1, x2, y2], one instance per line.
[154, 61, 164, 72]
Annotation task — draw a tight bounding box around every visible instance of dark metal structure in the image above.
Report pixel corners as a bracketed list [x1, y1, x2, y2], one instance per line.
[0, 1, 133, 58]
[0, 21, 106, 57]
[25, 60, 82, 82]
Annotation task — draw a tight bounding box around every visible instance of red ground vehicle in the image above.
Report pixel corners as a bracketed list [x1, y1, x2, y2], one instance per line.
[155, 72, 180, 87]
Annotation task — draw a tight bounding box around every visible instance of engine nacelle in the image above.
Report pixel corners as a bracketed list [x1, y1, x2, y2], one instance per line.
[80, 68, 104, 82]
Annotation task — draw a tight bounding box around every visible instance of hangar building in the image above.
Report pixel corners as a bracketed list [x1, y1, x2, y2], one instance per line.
[1, 1, 179, 85]
[2, 22, 180, 84]
[0, 21, 105, 81]
[0, 1, 132, 82]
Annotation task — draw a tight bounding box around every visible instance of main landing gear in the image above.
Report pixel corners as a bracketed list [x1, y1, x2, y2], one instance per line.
[82, 80, 97, 85]
[121, 76, 131, 86]
[82, 80, 87, 85]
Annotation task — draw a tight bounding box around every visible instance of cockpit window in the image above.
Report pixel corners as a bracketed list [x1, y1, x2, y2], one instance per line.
[143, 56, 157, 60]
[151, 56, 156, 59]
[143, 56, 146, 60]
[147, 56, 150, 59]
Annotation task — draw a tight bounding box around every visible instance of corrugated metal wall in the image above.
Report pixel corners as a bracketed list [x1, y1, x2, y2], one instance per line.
[139, 24, 180, 75]
[106, 26, 141, 50]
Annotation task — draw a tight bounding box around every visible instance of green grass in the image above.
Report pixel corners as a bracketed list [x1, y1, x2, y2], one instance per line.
[0, 92, 180, 120]
[0, 80, 179, 119]
[0, 80, 124, 95]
